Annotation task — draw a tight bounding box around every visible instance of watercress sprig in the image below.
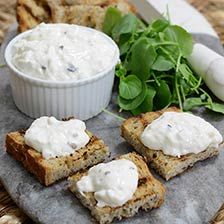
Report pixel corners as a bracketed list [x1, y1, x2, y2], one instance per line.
[103, 8, 224, 115]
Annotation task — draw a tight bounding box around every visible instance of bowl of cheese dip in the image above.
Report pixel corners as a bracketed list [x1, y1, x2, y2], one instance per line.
[5, 23, 120, 120]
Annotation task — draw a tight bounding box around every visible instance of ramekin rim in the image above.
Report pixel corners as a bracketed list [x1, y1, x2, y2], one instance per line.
[4, 24, 120, 86]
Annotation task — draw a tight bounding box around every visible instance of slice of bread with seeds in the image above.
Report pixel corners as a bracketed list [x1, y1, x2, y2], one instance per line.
[121, 107, 221, 181]
[16, 0, 136, 32]
[5, 128, 109, 186]
[68, 152, 165, 224]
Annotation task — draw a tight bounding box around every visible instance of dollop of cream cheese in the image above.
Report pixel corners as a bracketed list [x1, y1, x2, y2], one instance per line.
[24, 117, 89, 159]
[12, 23, 117, 81]
[76, 159, 138, 207]
[141, 112, 223, 157]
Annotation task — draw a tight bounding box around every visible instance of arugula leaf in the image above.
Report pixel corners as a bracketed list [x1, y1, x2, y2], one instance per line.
[102, 7, 122, 36]
[154, 80, 172, 109]
[151, 55, 173, 71]
[112, 13, 139, 41]
[118, 82, 146, 110]
[119, 75, 142, 99]
[119, 33, 132, 56]
[151, 18, 170, 33]
[164, 25, 193, 57]
[183, 97, 204, 110]
[130, 37, 157, 80]
[206, 102, 224, 114]
[131, 85, 156, 115]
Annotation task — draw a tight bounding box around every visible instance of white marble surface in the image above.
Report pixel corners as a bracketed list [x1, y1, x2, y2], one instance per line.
[0, 26, 224, 224]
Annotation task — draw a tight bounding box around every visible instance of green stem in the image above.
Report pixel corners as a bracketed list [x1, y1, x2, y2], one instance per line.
[142, 24, 152, 36]
[166, 4, 171, 22]
[151, 71, 160, 86]
[175, 53, 181, 73]
[180, 85, 186, 102]
[154, 41, 179, 47]
[145, 79, 156, 83]
[138, 19, 147, 30]
[102, 108, 125, 121]
[190, 77, 202, 93]
[0, 64, 6, 68]
[159, 47, 176, 64]
[199, 88, 213, 104]
[175, 74, 183, 110]
[156, 74, 172, 79]
[163, 101, 172, 109]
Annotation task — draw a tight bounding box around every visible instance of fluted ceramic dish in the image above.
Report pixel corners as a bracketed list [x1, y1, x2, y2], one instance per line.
[4, 25, 120, 120]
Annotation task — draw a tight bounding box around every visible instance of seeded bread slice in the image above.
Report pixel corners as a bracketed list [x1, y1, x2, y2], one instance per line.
[16, 0, 136, 32]
[121, 107, 221, 181]
[68, 152, 166, 224]
[17, 0, 51, 32]
[5, 130, 109, 186]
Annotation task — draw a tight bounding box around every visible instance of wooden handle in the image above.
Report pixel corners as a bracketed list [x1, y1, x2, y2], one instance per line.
[210, 203, 224, 224]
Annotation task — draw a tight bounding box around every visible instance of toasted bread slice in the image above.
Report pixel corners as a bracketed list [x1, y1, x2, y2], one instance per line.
[5, 130, 109, 186]
[67, 5, 108, 30]
[17, 0, 51, 32]
[121, 107, 221, 181]
[68, 152, 165, 224]
[16, 0, 136, 32]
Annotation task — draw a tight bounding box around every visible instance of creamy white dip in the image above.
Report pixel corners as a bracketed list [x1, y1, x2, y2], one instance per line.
[141, 112, 222, 157]
[11, 23, 117, 81]
[24, 117, 89, 159]
[76, 159, 138, 207]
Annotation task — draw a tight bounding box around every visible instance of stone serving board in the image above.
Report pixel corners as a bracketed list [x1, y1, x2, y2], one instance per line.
[0, 25, 224, 224]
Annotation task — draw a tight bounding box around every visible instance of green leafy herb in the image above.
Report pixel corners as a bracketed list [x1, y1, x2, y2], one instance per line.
[154, 80, 172, 110]
[163, 25, 193, 57]
[102, 7, 122, 36]
[151, 55, 173, 71]
[131, 86, 156, 115]
[112, 13, 139, 41]
[130, 38, 157, 80]
[118, 81, 146, 111]
[183, 97, 204, 111]
[151, 18, 170, 33]
[104, 9, 224, 115]
[119, 75, 142, 99]
[206, 102, 224, 113]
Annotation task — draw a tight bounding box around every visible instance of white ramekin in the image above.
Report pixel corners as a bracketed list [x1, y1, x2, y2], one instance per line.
[4, 25, 120, 120]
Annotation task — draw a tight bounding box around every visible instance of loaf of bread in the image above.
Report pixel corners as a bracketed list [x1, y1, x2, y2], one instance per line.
[68, 152, 165, 224]
[5, 129, 109, 186]
[121, 107, 221, 180]
[17, 0, 136, 32]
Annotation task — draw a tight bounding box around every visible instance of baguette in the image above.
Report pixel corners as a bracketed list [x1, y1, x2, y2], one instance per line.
[68, 152, 165, 224]
[121, 107, 221, 181]
[5, 129, 109, 186]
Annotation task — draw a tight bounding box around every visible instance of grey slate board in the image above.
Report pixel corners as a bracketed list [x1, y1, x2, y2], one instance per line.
[0, 25, 224, 224]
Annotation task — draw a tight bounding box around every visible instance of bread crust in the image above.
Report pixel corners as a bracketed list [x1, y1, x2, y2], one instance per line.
[121, 107, 221, 180]
[16, 0, 136, 32]
[5, 130, 109, 186]
[68, 152, 166, 224]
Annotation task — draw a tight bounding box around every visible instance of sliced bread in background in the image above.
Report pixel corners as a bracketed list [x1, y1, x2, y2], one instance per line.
[16, 0, 136, 32]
